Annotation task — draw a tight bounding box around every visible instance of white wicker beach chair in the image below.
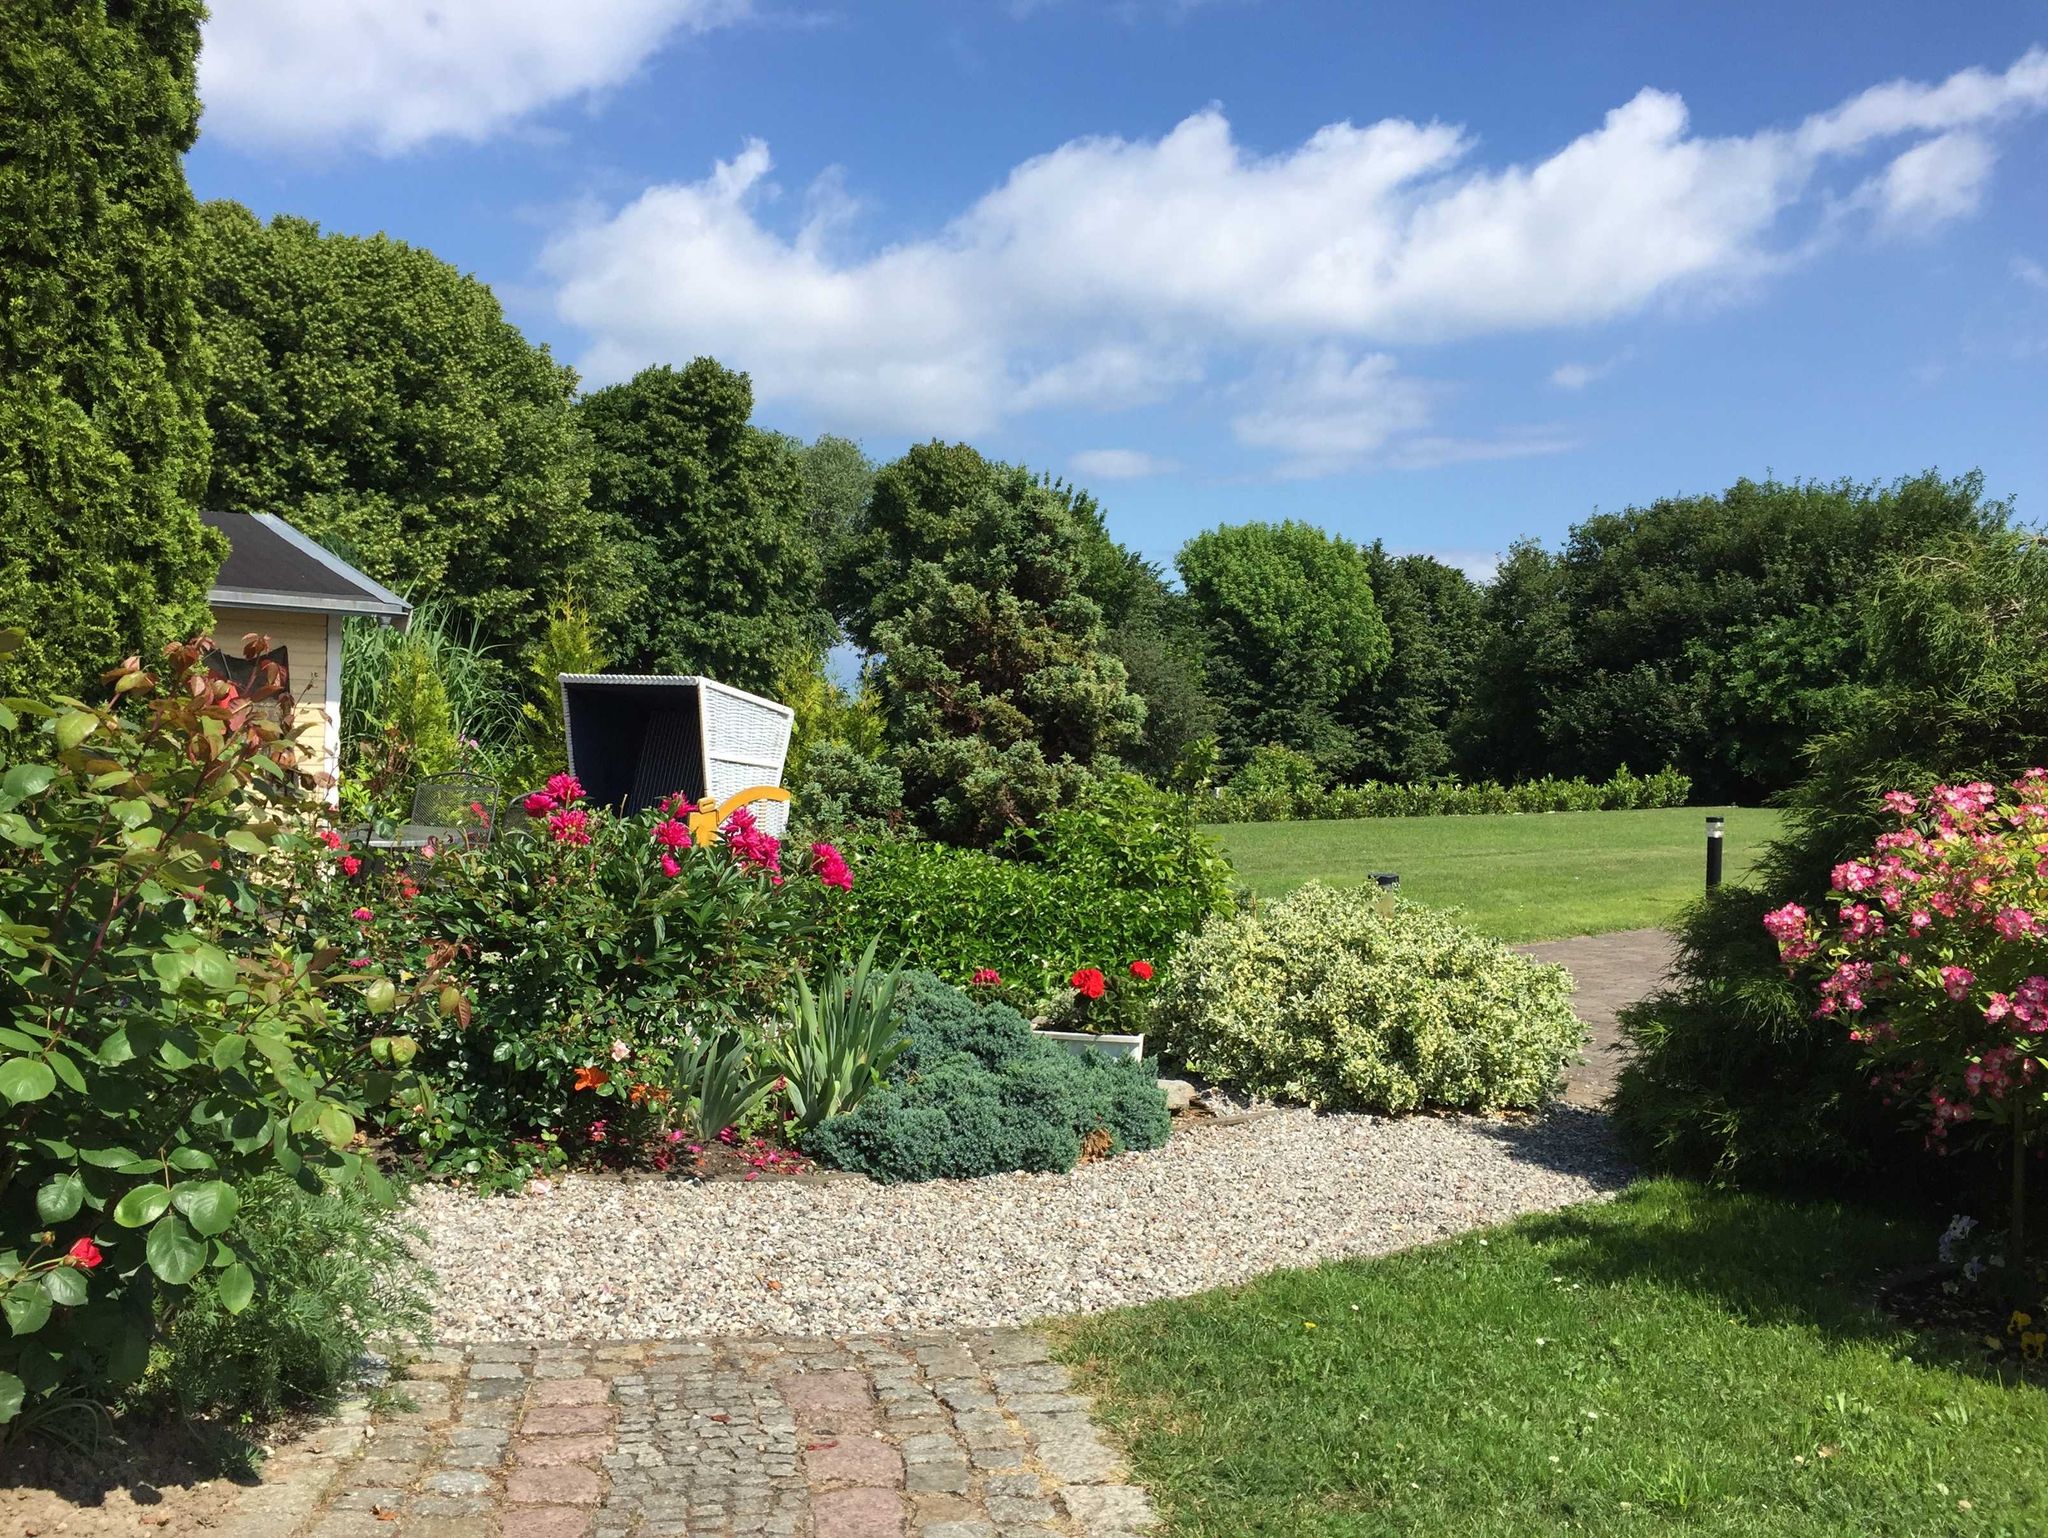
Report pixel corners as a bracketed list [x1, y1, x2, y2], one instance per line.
[557, 674, 796, 836]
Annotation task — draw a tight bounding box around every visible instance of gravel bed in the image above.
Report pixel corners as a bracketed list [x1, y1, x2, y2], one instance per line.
[413, 1106, 1631, 1341]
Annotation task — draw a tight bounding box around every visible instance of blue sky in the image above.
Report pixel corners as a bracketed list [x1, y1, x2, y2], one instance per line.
[187, 2, 2048, 577]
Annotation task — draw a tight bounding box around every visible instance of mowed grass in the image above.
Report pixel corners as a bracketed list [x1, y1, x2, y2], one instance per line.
[1056, 1181, 2048, 1538]
[1204, 805, 1784, 942]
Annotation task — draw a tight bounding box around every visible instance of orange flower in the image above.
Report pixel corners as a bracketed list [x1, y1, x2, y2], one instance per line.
[572, 1066, 610, 1092]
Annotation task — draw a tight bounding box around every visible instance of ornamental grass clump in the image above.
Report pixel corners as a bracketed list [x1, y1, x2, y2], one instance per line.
[1765, 775, 2048, 1285]
[1156, 883, 1583, 1112]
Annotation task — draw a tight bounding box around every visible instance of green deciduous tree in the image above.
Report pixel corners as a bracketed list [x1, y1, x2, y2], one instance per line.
[834, 442, 1142, 844]
[1463, 473, 2002, 799]
[581, 361, 830, 693]
[193, 202, 622, 657]
[1176, 521, 1390, 777]
[0, 0, 222, 699]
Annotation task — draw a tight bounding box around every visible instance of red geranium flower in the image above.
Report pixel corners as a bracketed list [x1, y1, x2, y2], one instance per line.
[1128, 960, 1154, 981]
[67, 1236, 103, 1270]
[1070, 967, 1107, 1000]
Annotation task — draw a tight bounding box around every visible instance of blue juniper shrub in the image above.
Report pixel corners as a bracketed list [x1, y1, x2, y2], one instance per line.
[802, 972, 1169, 1183]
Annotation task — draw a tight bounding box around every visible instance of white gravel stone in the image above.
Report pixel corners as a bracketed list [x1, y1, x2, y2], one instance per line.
[412, 1106, 1629, 1342]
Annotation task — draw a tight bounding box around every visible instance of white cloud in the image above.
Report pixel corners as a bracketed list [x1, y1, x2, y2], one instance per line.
[1386, 427, 1581, 471]
[2014, 255, 2048, 290]
[1874, 131, 1997, 228]
[199, 0, 749, 155]
[1071, 449, 1181, 479]
[1549, 349, 1634, 390]
[1229, 349, 1434, 476]
[545, 47, 2048, 464]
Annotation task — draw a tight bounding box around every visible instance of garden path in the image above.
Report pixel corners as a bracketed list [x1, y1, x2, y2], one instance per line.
[1515, 926, 1679, 1109]
[208, 1330, 1154, 1538]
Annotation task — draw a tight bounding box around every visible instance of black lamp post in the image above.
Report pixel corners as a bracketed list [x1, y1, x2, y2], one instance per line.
[1705, 815, 1725, 890]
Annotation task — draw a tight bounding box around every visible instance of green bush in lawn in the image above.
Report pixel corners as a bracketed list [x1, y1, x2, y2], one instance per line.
[1156, 883, 1584, 1111]
[803, 973, 1169, 1182]
[129, 1171, 431, 1422]
[824, 774, 1233, 995]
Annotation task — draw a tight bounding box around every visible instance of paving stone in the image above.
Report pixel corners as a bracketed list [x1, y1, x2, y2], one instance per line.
[778, 1369, 873, 1412]
[502, 1506, 594, 1538]
[1061, 1483, 1159, 1529]
[804, 1434, 904, 1487]
[422, 1469, 494, 1496]
[533, 1376, 610, 1405]
[331, 1486, 408, 1511]
[811, 1486, 905, 1537]
[507, 1463, 606, 1505]
[523, 1403, 613, 1436]
[516, 1432, 614, 1465]
[409, 1519, 500, 1538]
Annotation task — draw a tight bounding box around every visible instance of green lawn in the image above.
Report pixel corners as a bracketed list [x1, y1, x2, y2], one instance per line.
[1057, 1181, 2048, 1537]
[1204, 805, 1784, 942]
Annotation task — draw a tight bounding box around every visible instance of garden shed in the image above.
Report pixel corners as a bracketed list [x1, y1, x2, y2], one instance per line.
[202, 509, 411, 796]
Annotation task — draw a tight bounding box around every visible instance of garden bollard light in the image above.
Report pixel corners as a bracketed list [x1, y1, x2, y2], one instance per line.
[1705, 815, 1725, 890]
[1371, 871, 1399, 916]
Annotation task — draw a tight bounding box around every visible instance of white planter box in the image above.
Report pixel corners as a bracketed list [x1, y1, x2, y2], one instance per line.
[1033, 1028, 1145, 1064]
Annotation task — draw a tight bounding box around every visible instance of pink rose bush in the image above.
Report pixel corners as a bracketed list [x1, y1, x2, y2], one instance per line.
[1766, 772, 2048, 1264]
[310, 772, 860, 1185]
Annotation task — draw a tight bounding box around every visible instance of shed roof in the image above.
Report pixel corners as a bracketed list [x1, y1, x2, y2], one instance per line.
[203, 510, 411, 621]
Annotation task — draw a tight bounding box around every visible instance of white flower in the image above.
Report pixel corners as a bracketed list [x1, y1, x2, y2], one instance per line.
[610, 1039, 632, 1062]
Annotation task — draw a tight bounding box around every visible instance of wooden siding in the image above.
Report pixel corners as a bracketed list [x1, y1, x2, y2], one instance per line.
[209, 607, 339, 789]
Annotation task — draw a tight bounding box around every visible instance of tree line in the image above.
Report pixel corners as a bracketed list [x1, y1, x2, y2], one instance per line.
[0, 4, 2020, 845]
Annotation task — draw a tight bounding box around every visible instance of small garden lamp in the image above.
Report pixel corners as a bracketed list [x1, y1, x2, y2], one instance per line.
[1705, 815, 1725, 890]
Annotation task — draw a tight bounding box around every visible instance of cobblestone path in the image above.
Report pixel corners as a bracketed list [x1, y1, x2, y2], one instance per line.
[1516, 927, 1679, 1109]
[216, 1331, 1156, 1538]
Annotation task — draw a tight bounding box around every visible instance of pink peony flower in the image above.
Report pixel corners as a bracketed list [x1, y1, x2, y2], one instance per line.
[970, 967, 1002, 988]
[809, 841, 852, 891]
[546, 772, 586, 803]
[351, 906, 374, 922]
[524, 791, 558, 815]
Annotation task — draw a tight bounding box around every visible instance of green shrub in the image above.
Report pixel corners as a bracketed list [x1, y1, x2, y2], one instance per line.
[803, 973, 1170, 1182]
[790, 740, 904, 835]
[1155, 883, 1583, 1111]
[1206, 765, 1692, 823]
[0, 638, 421, 1428]
[130, 1171, 431, 1422]
[824, 774, 1233, 995]
[1227, 744, 1324, 800]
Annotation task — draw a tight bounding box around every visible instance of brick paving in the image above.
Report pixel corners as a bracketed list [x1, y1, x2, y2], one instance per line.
[215, 1331, 1156, 1538]
[1515, 926, 1679, 1109]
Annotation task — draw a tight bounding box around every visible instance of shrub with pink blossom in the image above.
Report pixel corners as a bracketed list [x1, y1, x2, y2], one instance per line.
[1767, 773, 2048, 1276]
[315, 777, 857, 1183]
